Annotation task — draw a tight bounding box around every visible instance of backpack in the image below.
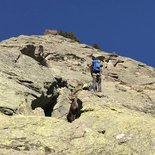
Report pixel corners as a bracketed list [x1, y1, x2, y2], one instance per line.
[92, 60, 101, 72]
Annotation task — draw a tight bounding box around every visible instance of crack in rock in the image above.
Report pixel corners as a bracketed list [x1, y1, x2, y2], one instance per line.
[0, 107, 15, 116]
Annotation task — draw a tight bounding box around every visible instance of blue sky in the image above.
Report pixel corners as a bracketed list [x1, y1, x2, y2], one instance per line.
[0, 0, 155, 67]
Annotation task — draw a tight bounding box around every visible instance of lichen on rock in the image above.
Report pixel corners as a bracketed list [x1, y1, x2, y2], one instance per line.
[0, 34, 155, 154]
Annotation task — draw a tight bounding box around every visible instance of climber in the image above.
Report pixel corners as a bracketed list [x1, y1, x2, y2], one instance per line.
[88, 56, 103, 92]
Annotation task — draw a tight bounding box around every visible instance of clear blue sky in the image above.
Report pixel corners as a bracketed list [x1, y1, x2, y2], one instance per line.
[0, 0, 155, 67]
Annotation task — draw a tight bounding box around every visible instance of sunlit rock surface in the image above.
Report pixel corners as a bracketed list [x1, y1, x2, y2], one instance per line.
[0, 34, 155, 154]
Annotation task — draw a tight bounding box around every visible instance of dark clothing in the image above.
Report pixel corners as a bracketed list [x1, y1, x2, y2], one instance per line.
[92, 70, 100, 74]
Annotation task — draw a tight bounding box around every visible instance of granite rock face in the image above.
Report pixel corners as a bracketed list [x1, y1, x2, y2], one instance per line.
[0, 34, 155, 154]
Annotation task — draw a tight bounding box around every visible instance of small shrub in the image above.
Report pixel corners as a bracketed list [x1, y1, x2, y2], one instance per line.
[58, 30, 80, 42]
[92, 43, 101, 50]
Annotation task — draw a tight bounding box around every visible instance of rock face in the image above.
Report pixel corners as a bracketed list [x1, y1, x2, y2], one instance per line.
[0, 34, 155, 154]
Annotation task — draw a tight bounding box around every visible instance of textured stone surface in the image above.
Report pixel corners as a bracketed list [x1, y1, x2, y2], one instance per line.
[0, 34, 155, 154]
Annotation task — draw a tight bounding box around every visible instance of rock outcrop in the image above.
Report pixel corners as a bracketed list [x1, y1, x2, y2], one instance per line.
[0, 34, 155, 154]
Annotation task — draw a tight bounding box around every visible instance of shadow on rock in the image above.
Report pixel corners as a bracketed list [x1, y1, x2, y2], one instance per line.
[20, 45, 47, 66]
[31, 93, 59, 117]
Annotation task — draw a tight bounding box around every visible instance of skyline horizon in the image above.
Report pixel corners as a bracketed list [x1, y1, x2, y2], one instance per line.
[0, 0, 155, 68]
[1, 31, 154, 68]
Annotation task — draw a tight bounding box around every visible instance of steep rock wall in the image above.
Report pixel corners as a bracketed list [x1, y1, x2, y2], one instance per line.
[0, 34, 155, 154]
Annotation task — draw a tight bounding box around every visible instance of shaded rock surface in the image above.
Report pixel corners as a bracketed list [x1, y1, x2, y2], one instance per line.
[0, 34, 155, 154]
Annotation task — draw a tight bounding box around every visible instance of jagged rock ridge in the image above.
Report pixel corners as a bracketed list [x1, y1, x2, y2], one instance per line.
[0, 34, 155, 154]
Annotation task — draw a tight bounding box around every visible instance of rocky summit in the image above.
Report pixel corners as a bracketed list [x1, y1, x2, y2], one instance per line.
[0, 33, 155, 155]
